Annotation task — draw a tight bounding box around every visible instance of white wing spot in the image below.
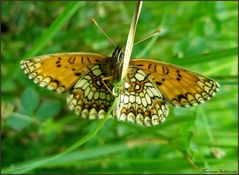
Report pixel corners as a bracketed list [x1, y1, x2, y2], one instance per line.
[94, 92, 99, 100]
[129, 95, 135, 103]
[135, 85, 140, 90]
[88, 91, 94, 100]
[136, 96, 141, 105]
[75, 79, 87, 88]
[92, 69, 102, 76]
[124, 95, 129, 104]
[125, 82, 130, 89]
[135, 72, 145, 81]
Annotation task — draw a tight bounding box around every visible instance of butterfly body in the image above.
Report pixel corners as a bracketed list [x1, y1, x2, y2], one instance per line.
[20, 47, 219, 126]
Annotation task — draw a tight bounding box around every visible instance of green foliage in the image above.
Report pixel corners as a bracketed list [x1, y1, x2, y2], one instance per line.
[2, 1, 238, 174]
[20, 87, 40, 114]
[36, 100, 61, 121]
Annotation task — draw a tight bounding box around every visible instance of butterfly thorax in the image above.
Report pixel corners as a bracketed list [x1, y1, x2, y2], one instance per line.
[106, 46, 124, 85]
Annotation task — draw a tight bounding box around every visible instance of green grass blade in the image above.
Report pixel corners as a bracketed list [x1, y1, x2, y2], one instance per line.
[23, 2, 82, 58]
[2, 98, 118, 174]
[169, 47, 238, 66]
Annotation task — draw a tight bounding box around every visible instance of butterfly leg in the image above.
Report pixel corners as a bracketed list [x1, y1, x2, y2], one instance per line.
[101, 76, 114, 94]
[102, 76, 125, 97]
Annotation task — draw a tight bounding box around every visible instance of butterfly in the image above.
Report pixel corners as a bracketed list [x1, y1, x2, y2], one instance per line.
[20, 46, 219, 126]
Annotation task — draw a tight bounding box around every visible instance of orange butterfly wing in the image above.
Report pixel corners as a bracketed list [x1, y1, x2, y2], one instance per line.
[20, 52, 109, 93]
[130, 59, 220, 107]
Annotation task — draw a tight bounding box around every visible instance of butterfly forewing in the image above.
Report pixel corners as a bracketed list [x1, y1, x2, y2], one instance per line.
[130, 59, 220, 107]
[20, 53, 109, 93]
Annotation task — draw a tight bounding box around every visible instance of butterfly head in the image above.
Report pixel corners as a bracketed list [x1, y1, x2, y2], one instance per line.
[112, 46, 124, 64]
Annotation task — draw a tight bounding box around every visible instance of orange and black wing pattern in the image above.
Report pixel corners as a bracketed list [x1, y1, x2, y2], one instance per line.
[20, 52, 114, 119]
[130, 59, 219, 107]
[20, 52, 109, 93]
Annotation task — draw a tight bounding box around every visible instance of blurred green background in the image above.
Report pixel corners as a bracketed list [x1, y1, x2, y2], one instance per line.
[2, 1, 238, 174]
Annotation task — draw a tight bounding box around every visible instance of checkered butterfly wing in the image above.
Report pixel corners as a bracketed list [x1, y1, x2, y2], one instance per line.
[114, 68, 169, 126]
[130, 59, 219, 107]
[67, 64, 114, 119]
[20, 53, 114, 118]
[114, 59, 219, 126]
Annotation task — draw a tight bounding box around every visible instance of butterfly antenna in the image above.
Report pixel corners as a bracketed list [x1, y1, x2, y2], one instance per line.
[92, 18, 116, 47]
[134, 29, 160, 45]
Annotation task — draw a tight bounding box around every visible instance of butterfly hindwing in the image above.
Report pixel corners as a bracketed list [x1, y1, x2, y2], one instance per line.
[20, 52, 109, 93]
[114, 68, 169, 126]
[130, 59, 220, 107]
[67, 65, 114, 119]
